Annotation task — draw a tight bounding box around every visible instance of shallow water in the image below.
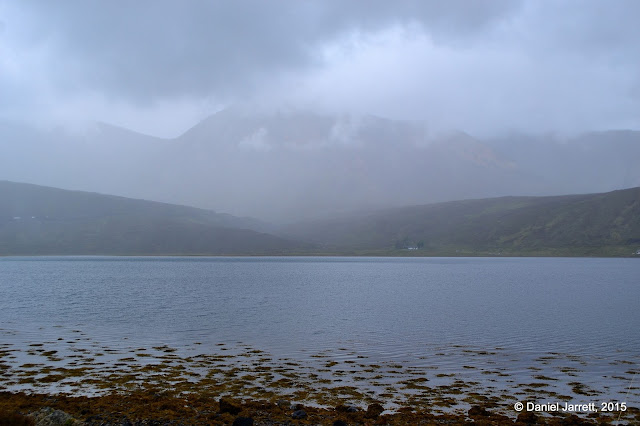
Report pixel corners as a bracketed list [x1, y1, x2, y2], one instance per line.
[1, 256, 638, 415]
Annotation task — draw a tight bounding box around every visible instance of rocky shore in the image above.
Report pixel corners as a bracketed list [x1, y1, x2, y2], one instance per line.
[1, 335, 638, 425]
[2, 390, 638, 425]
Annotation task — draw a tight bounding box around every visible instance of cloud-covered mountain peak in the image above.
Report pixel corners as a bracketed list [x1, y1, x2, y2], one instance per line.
[180, 107, 433, 152]
[2, 109, 639, 222]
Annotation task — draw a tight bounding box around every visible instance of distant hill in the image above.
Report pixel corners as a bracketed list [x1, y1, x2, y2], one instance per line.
[0, 181, 305, 255]
[282, 187, 640, 256]
[2, 181, 638, 257]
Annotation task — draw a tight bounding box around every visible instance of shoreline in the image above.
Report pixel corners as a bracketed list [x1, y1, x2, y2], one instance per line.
[1, 337, 638, 425]
[4, 389, 636, 425]
[2, 252, 640, 258]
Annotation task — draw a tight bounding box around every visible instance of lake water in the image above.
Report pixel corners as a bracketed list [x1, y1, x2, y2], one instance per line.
[1, 256, 638, 416]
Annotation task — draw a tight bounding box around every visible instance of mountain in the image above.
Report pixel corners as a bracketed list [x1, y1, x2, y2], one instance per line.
[281, 187, 640, 256]
[0, 181, 305, 255]
[168, 109, 545, 220]
[1, 109, 639, 222]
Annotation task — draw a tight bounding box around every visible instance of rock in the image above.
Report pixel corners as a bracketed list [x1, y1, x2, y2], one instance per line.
[468, 405, 490, 417]
[276, 399, 290, 409]
[516, 411, 539, 424]
[233, 417, 254, 426]
[30, 407, 77, 426]
[560, 414, 590, 425]
[365, 403, 384, 418]
[219, 397, 242, 415]
[292, 409, 307, 419]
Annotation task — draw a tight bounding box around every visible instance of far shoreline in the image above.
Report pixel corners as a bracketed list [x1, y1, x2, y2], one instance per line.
[2, 250, 640, 258]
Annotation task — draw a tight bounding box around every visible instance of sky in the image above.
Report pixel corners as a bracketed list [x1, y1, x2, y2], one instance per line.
[1, 0, 639, 138]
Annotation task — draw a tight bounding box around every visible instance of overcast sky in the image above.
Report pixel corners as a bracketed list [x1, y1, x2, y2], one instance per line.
[1, 0, 639, 137]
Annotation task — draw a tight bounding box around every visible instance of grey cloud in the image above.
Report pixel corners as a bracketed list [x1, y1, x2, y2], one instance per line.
[529, 1, 640, 57]
[3, 0, 521, 103]
[11, 1, 315, 101]
[1, 0, 639, 135]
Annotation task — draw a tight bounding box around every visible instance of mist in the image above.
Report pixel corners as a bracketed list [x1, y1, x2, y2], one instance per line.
[1, 107, 638, 223]
[1, 1, 639, 222]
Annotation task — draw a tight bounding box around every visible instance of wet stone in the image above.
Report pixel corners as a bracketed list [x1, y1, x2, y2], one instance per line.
[30, 407, 76, 426]
[275, 399, 290, 409]
[232, 417, 254, 426]
[219, 397, 242, 415]
[365, 403, 384, 418]
[516, 411, 539, 424]
[291, 409, 307, 419]
[0, 411, 32, 426]
[468, 405, 490, 417]
[561, 414, 592, 425]
[335, 404, 358, 413]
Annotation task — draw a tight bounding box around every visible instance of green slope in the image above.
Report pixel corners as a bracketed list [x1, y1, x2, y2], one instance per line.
[3, 181, 639, 257]
[0, 181, 304, 255]
[284, 187, 640, 256]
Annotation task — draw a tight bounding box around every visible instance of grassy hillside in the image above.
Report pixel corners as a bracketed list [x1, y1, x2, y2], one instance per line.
[283, 187, 640, 256]
[3, 181, 638, 257]
[0, 181, 304, 255]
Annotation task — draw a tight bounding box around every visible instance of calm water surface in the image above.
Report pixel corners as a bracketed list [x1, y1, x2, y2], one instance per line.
[1, 256, 638, 409]
[1, 256, 638, 353]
